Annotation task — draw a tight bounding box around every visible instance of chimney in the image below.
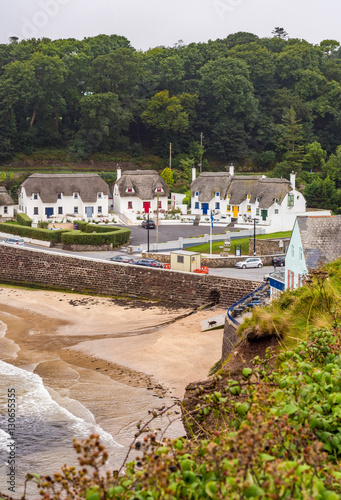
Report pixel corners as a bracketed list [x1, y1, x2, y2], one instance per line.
[229, 163, 234, 177]
[117, 166, 122, 180]
[290, 171, 296, 190]
[192, 167, 196, 182]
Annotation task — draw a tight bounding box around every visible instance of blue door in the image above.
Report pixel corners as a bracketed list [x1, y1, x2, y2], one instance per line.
[45, 208, 53, 218]
[202, 203, 209, 215]
[86, 207, 93, 218]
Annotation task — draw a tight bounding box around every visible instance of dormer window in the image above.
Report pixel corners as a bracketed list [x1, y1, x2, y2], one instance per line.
[156, 187, 163, 193]
[33, 193, 38, 200]
[216, 192, 220, 197]
[256, 197, 260, 203]
[247, 194, 251, 200]
[274, 198, 279, 203]
[98, 192, 102, 199]
[57, 193, 62, 199]
[74, 192, 79, 199]
[126, 187, 134, 193]
[195, 191, 199, 197]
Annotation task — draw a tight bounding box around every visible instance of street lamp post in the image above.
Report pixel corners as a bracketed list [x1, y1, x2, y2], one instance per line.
[252, 217, 259, 256]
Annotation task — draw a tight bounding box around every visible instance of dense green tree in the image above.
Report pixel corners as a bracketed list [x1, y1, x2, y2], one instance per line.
[141, 90, 194, 133]
[160, 167, 174, 189]
[304, 176, 341, 212]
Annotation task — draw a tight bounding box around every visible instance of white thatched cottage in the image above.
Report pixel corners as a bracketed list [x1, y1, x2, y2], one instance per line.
[0, 186, 15, 219]
[113, 169, 170, 215]
[190, 166, 309, 232]
[18, 173, 110, 220]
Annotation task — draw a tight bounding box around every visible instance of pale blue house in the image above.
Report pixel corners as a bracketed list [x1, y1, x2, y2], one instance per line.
[285, 216, 341, 289]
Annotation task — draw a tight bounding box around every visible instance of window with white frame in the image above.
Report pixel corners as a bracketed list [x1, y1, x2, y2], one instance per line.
[74, 207, 78, 214]
[247, 205, 251, 212]
[127, 187, 133, 193]
[256, 208, 260, 216]
[98, 192, 102, 199]
[256, 197, 260, 203]
[216, 192, 220, 197]
[98, 206, 102, 214]
[226, 205, 231, 211]
[128, 201, 133, 209]
[215, 202, 220, 210]
[57, 193, 62, 199]
[195, 202, 199, 209]
[156, 187, 163, 193]
[195, 191, 199, 197]
[58, 207, 63, 214]
[74, 193, 78, 199]
[177, 255, 184, 264]
[288, 194, 294, 207]
[274, 209, 279, 214]
[33, 193, 38, 200]
[3, 206, 7, 214]
[34, 207, 38, 215]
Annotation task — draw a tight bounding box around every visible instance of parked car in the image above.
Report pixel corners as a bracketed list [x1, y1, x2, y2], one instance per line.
[108, 255, 135, 264]
[235, 257, 263, 269]
[135, 258, 163, 268]
[3, 237, 25, 245]
[272, 255, 285, 267]
[141, 220, 156, 229]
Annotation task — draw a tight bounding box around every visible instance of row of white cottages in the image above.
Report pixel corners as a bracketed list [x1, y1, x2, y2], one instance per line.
[1, 167, 328, 232]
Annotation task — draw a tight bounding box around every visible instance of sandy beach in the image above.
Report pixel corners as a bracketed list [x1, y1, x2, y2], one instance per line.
[0, 286, 224, 494]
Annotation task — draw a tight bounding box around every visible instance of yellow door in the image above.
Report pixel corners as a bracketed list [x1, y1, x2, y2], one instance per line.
[233, 206, 239, 217]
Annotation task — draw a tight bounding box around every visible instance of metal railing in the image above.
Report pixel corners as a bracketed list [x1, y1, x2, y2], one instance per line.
[227, 281, 269, 326]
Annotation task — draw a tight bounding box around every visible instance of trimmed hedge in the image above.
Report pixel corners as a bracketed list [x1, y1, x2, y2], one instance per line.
[73, 220, 88, 231]
[61, 227, 130, 247]
[0, 223, 66, 242]
[17, 213, 32, 227]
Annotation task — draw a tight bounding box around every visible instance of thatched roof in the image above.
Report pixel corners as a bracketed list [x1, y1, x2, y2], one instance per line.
[21, 174, 110, 203]
[116, 170, 170, 199]
[191, 172, 233, 202]
[0, 186, 15, 206]
[297, 216, 341, 270]
[249, 178, 291, 208]
[191, 173, 292, 208]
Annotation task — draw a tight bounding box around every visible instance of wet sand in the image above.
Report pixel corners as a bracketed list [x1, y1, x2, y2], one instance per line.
[0, 286, 224, 441]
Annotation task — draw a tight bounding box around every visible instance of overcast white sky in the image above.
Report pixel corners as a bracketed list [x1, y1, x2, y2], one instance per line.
[2, 0, 341, 50]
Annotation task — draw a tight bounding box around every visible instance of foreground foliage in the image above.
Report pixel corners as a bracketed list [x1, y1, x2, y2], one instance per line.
[8, 325, 341, 499]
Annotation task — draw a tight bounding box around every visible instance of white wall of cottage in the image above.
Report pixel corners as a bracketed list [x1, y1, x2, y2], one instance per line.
[19, 188, 109, 221]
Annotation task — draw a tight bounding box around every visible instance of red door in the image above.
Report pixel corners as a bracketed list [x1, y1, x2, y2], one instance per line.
[143, 202, 150, 213]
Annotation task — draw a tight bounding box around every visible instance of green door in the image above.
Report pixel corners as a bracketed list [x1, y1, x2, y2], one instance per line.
[261, 209, 267, 221]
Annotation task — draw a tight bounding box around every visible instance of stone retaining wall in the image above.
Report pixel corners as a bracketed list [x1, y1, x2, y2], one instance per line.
[0, 246, 259, 309]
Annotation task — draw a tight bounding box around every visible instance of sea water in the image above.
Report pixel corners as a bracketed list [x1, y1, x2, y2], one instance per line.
[0, 361, 123, 496]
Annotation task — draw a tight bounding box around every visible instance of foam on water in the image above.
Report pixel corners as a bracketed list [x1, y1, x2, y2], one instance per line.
[0, 360, 123, 449]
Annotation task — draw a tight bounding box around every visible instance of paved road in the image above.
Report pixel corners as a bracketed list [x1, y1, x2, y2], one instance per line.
[126, 223, 231, 247]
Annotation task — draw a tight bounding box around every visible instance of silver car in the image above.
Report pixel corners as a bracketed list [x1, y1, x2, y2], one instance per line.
[235, 257, 263, 269]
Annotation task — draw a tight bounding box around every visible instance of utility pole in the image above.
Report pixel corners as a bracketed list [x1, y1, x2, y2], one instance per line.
[169, 143, 172, 170]
[199, 132, 203, 173]
[156, 193, 159, 251]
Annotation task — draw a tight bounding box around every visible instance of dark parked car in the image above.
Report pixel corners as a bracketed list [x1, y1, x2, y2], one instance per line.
[135, 258, 163, 268]
[272, 256, 285, 267]
[108, 255, 135, 264]
[141, 220, 156, 229]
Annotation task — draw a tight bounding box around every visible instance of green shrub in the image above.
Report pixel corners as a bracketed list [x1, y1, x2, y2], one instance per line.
[17, 213, 32, 227]
[61, 227, 130, 247]
[37, 221, 49, 229]
[73, 220, 88, 231]
[0, 223, 66, 242]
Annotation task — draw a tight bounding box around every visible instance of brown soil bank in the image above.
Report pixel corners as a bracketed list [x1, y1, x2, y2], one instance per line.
[181, 333, 280, 438]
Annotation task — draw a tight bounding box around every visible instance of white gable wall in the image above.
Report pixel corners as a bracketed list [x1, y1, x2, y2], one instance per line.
[285, 219, 308, 289]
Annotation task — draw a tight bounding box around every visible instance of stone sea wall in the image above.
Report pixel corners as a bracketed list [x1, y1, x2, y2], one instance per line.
[0, 246, 259, 309]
